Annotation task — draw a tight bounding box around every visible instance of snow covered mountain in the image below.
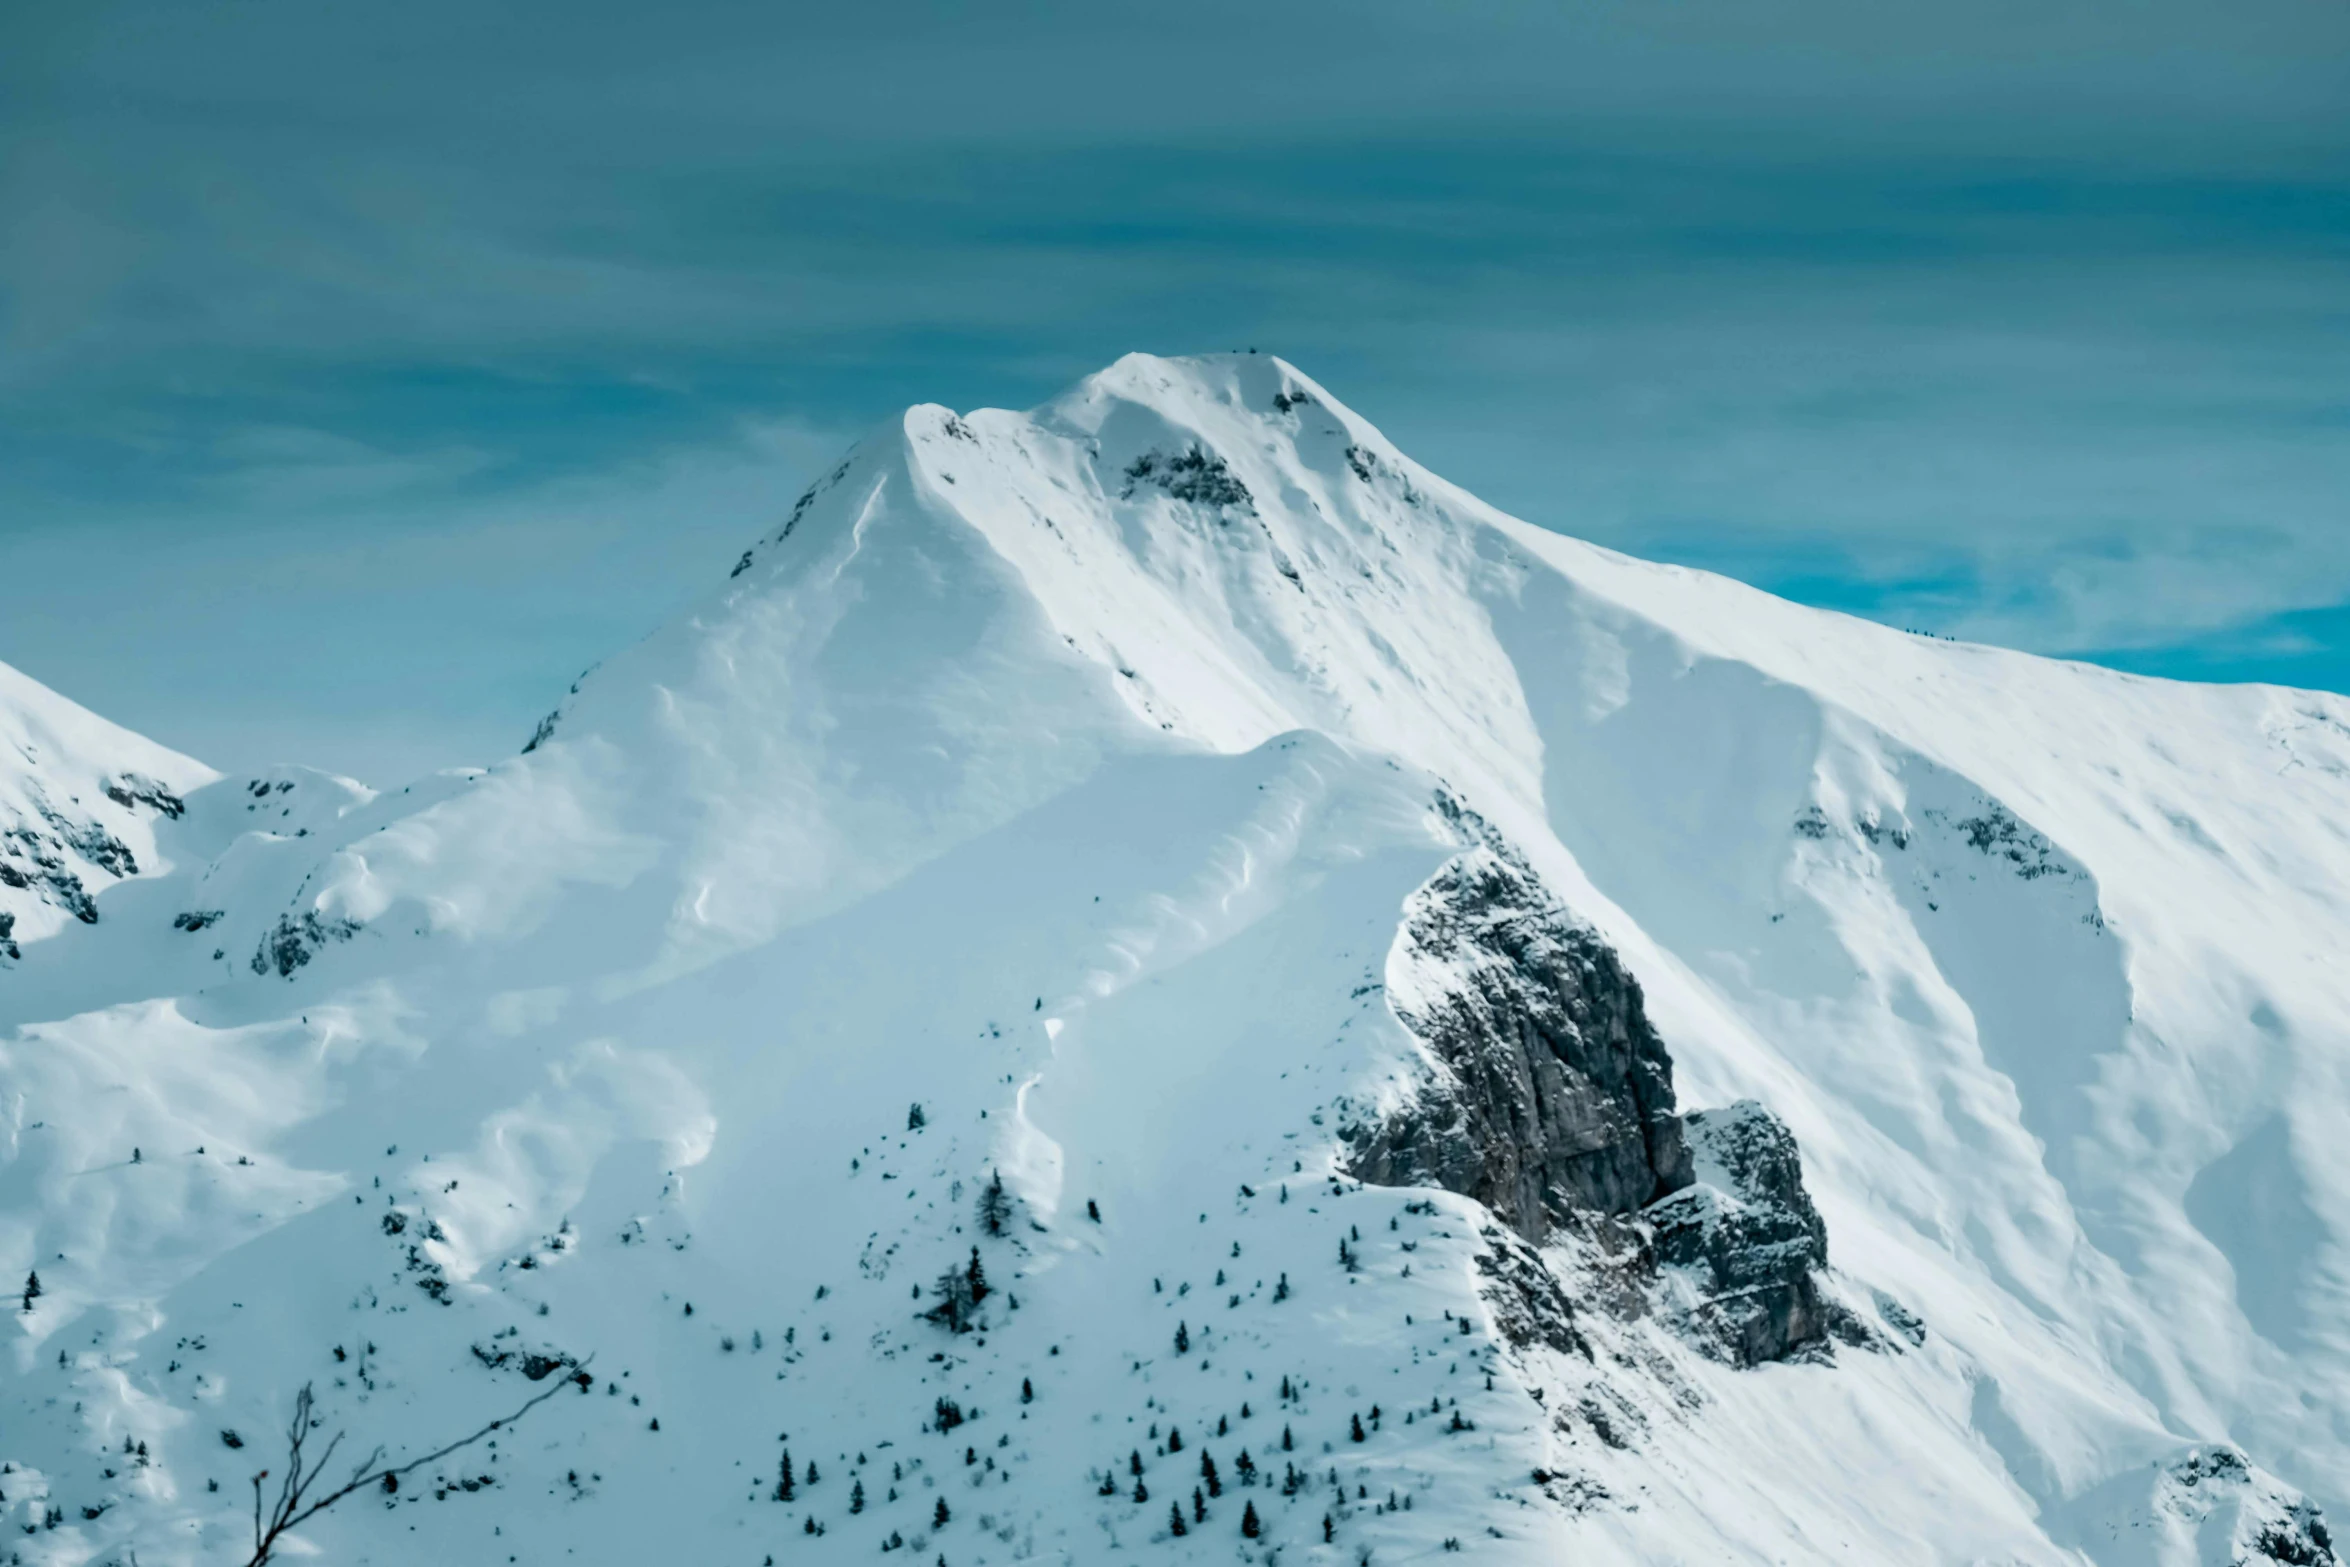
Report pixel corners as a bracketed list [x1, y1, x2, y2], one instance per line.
[4, 352, 2348, 1567]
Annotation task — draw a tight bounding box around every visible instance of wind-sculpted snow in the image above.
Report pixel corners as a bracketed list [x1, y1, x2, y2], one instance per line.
[3, 352, 2349, 1565]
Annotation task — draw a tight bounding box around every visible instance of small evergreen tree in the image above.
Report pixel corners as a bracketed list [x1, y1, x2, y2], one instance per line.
[1193, 1485, 1207, 1523]
[1273, 1272, 1290, 1302]
[775, 1449, 795, 1502]
[1201, 1452, 1220, 1496]
[1173, 1321, 1189, 1355]
[1021, 1377, 1034, 1404]
[1350, 1412, 1366, 1443]
[1324, 1512, 1335, 1542]
[20, 1270, 38, 1313]
[1167, 1425, 1182, 1452]
[933, 1498, 950, 1528]
[1133, 1478, 1149, 1504]
[907, 1103, 925, 1131]
[977, 1169, 1013, 1236]
[1130, 1449, 1144, 1476]
[1241, 1500, 1262, 1538]
[1169, 1500, 1187, 1537]
[1282, 1424, 1294, 1452]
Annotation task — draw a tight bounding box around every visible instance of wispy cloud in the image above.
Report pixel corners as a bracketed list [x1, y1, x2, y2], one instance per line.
[2, 0, 2345, 774]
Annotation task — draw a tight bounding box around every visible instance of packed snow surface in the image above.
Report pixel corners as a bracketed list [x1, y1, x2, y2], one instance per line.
[3, 353, 2347, 1567]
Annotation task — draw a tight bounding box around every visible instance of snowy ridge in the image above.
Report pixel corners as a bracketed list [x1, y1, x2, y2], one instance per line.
[0, 664, 213, 961]
[2, 353, 2347, 1566]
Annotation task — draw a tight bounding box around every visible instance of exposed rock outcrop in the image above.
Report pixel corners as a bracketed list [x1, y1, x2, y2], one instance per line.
[1349, 842, 1693, 1242]
[1351, 830, 1848, 1367]
[1648, 1101, 1834, 1366]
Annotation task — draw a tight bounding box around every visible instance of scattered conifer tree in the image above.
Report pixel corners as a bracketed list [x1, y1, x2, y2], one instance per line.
[977, 1169, 1013, 1236]
[1350, 1412, 1366, 1443]
[775, 1450, 795, 1502]
[1201, 1452, 1221, 1496]
[1173, 1321, 1189, 1355]
[20, 1270, 38, 1313]
[1241, 1500, 1262, 1538]
[1169, 1500, 1187, 1537]
[1021, 1377, 1034, 1404]
[907, 1103, 925, 1131]
[933, 1498, 950, 1528]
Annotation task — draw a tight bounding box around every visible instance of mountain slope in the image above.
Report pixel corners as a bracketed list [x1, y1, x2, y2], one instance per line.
[1, 353, 2344, 1567]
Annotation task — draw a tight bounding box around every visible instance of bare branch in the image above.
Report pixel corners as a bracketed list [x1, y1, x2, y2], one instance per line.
[242, 1358, 591, 1567]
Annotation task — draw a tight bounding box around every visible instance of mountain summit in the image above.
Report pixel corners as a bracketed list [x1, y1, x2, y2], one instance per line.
[3, 354, 2346, 1566]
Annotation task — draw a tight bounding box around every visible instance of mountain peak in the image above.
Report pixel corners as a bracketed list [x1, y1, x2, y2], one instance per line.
[8, 362, 2350, 1567]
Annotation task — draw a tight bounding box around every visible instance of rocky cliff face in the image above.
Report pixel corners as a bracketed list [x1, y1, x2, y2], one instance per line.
[1348, 841, 1693, 1241]
[1351, 833, 1847, 1366]
[1648, 1101, 1835, 1366]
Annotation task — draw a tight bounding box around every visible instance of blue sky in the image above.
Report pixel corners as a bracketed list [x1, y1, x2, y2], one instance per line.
[4, 0, 2346, 783]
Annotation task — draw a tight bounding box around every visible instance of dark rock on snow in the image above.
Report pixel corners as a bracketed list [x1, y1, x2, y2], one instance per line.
[1349, 844, 1692, 1242]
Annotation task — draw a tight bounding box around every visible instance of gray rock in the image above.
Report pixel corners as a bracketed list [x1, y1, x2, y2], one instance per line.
[1647, 1101, 1832, 1366]
[1349, 843, 1692, 1242]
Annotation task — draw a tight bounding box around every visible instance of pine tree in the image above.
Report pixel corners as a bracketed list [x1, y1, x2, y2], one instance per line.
[806, 1458, 819, 1485]
[1350, 1412, 1366, 1443]
[1173, 1321, 1189, 1355]
[934, 1497, 950, 1527]
[927, 1255, 984, 1334]
[1099, 1470, 1118, 1496]
[966, 1246, 989, 1305]
[775, 1449, 795, 1502]
[1323, 1512, 1335, 1542]
[1193, 1485, 1207, 1522]
[1130, 1448, 1144, 1476]
[1086, 1197, 1101, 1222]
[1201, 1452, 1221, 1496]
[851, 1479, 867, 1514]
[1241, 1500, 1262, 1538]
[19, 1270, 38, 1313]
[1021, 1377, 1034, 1404]
[1169, 1500, 1187, 1537]
[1167, 1426, 1182, 1452]
[977, 1169, 1013, 1236]
[907, 1103, 925, 1131]
[1273, 1272, 1290, 1302]
[1133, 1478, 1149, 1504]
[1282, 1424, 1294, 1451]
